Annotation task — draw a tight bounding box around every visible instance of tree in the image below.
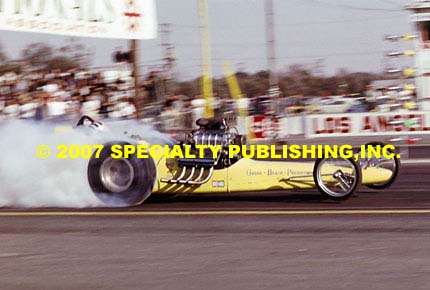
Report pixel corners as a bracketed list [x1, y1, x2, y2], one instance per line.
[0, 42, 7, 64]
[57, 37, 92, 67]
[20, 39, 92, 71]
[0, 43, 19, 74]
[21, 43, 54, 69]
[47, 56, 80, 71]
[171, 65, 382, 100]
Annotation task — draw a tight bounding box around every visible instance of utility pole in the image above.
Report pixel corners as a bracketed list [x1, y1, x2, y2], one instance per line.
[130, 39, 142, 119]
[314, 58, 325, 76]
[265, 0, 279, 100]
[198, 0, 214, 118]
[159, 23, 176, 95]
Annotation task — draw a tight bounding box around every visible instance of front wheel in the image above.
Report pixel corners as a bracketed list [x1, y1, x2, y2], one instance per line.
[313, 157, 361, 201]
[358, 142, 400, 190]
[87, 142, 156, 206]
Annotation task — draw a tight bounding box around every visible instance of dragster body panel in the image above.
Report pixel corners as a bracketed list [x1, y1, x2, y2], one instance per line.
[152, 157, 393, 194]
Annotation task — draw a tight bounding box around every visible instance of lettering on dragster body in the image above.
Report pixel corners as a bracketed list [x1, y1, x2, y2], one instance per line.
[267, 169, 284, 176]
[287, 169, 313, 177]
[246, 169, 262, 176]
[247, 168, 310, 177]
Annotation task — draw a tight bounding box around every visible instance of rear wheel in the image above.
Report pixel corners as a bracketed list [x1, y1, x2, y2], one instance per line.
[313, 157, 361, 201]
[88, 142, 156, 206]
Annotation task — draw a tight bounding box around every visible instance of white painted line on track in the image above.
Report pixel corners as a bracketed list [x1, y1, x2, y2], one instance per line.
[0, 209, 430, 217]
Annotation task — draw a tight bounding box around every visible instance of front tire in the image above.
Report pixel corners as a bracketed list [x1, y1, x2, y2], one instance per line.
[313, 157, 361, 201]
[88, 141, 156, 206]
[358, 142, 400, 190]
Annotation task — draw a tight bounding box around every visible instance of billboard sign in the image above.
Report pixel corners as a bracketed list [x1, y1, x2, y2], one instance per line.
[0, 0, 157, 39]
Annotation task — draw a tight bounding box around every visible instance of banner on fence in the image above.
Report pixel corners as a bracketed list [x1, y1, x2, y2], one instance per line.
[306, 112, 430, 138]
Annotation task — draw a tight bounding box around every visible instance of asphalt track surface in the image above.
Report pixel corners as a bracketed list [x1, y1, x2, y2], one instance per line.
[1, 163, 430, 290]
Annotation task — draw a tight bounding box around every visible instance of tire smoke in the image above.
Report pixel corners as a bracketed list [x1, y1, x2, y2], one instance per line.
[0, 120, 170, 208]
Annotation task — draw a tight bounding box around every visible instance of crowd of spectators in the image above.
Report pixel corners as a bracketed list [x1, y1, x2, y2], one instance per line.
[0, 68, 138, 122]
[0, 68, 421, 132]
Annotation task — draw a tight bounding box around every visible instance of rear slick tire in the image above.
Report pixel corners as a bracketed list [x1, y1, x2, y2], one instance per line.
[87, 141, 156, 207]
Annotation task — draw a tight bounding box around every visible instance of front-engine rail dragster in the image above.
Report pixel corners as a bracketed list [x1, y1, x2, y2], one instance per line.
[81, 116, 400, 206]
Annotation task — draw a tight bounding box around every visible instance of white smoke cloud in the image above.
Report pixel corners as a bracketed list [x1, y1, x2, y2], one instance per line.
[0, 119, 170, 208]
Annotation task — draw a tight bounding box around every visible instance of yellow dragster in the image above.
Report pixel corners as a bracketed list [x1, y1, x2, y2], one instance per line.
[83, 117, 400, 206]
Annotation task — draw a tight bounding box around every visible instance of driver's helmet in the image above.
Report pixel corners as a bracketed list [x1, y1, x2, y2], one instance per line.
[89, 121, 105, 131]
